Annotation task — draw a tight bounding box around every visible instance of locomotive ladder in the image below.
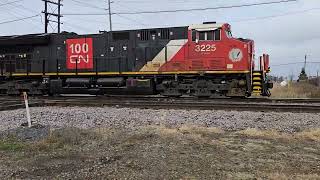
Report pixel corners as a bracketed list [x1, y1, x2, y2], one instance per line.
[252, 71, 263, 95]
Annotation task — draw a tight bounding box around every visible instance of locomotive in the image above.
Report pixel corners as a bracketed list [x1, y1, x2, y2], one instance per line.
[0, 22, 272, 97]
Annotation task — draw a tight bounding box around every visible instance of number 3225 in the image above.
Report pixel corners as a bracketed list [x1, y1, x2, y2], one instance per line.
[195, 44, 216, 52]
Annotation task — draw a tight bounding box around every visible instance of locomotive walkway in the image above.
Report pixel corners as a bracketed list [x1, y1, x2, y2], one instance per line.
[0, 96, 320, 113]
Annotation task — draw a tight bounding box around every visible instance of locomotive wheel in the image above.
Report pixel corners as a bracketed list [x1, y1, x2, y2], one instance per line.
[161, 88, 182, 98]
[194, 88, 212, 98]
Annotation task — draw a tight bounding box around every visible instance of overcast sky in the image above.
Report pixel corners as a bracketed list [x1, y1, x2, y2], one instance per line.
[0, 0, 319, 78]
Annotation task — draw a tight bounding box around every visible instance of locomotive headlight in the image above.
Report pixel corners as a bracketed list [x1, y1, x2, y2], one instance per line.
[229, 48, 243, 62]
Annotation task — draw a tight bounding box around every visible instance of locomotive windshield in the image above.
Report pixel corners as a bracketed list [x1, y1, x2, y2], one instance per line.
[192, 28, 221, 41]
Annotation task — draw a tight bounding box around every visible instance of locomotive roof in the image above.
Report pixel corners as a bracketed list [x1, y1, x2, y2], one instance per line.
[98, 25, 188, 33]
[0, 33, 50, 46]
[0, 23, 226, 43]
[0, 33, 49, 39]
[188, 23, 224, 30]
[104, 23, 224, 33]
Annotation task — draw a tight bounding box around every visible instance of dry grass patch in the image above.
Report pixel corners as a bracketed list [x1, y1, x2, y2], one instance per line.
[31, 128, 101, 152]
[264, 173, 320, 180]
[271, 82, 320, 98]
[145, 125, 224, 139]
[1, 126, 320, 179]
[237, 128, 320, 142]
[178, 126, 225, 135]
[130, 126, 225, 145]
[155, 126, 179, 136]
[237, 128, 287, 140]
[296, 129, 320, 142]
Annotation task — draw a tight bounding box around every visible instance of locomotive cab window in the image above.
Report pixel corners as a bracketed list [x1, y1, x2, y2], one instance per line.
[192, 30, 197, 41]
[199, 31, 207, 40]
[214, 29, 221, 41]
[195, 29, 221, 41]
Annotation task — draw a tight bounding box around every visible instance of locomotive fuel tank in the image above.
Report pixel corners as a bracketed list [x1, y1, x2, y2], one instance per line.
[96, 77, 125, 87]
[66, 78, 91, 87]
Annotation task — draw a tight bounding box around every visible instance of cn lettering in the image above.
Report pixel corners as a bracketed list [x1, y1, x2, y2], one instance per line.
[69, 54, 90, 64]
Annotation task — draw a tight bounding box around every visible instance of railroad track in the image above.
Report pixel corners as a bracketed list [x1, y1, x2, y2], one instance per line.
[0, 95, 319, 113]
[0, 97, 45, 111]
[46, 95, 320, 104]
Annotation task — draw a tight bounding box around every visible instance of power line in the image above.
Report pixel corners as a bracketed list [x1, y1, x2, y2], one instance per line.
[115, 0, 218, 3]
[272, 62, 320, 67]
[62, 0, 297, 16]
[62, 20, 92, 32]
[0, 0, 22, 7]
[115, 14, 147, 26]
[13, 4, 41, 14]
[63, 13, 105, 16]
[0, 15, 40, 25]
[112, 3, 149, 26]
[233, 7, 320, 23]
[0, 3, 42, 32]
[69, 0, 107, 11]
[115, 0, 297, 15]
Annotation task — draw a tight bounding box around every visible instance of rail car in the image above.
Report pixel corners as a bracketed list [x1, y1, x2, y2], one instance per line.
[0, 22, 273, 97]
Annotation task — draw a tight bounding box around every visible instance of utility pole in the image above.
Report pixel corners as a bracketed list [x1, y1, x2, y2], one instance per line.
[58, 0, 61, 33]
[108, 0, 113, 32]
[317, 70, 320, 86]
[42, 0, 63, 33]
[44, 1, 48, 33]
[298, 54, 308, 81]
[304, 54, 307, 70]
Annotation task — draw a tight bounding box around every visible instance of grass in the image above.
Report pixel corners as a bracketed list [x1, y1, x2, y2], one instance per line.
[271, 82, 320, 98]
[296, 129, 320, 142]
[2, 127, 320, 153]
[237, 128, 320, 142]
[1, 126, 320, 179]
[237, 128, 286, 139]
[31, 127, 101, 152]
[140, 125, 224, 140]
[142, 126, 320, 142]
[0, 140, 25, 152]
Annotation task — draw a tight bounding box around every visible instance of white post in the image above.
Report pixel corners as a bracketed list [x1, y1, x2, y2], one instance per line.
[23, 92, 32, 128]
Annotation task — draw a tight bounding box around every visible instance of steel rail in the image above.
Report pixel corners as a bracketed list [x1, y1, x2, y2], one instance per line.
[0, 96, 319, 113]
[1, 95, 320, 103]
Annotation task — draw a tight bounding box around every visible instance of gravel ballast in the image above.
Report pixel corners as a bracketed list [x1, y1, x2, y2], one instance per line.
[0, 106, 319, 133]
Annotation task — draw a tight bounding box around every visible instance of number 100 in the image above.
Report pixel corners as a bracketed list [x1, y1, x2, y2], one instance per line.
[70, 43, 89, 54]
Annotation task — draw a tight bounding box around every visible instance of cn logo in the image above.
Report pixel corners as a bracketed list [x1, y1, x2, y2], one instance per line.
[66, 38, 93, 69]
